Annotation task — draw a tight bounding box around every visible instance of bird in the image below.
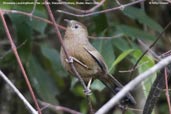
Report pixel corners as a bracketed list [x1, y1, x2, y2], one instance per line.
[60, 19, 136, 105]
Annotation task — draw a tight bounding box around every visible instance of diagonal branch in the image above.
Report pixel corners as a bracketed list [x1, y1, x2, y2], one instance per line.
[0, 10, 42, 114]
[39, 100, 81, 114]
[44, 0, 90, 94]
[143, 66, 171, 114]
[57, 0, 145, 17]
[95, 55, 171, 114]
[0, 70, 38, 114]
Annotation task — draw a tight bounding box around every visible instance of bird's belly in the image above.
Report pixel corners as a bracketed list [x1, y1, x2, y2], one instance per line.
[62, 56, 100, 82]
[74, 63, 99, 82]
[60, 42, 102, 82]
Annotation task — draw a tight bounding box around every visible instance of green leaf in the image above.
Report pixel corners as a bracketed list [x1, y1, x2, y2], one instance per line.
[9, 14, 32, 63]
[0, 50, 16, 68]
[0, 1, 12, 9]
[123, 7, 163, 32]
[91, 80, 105, 91]
[93, 9, 108, 34]
[28, 8, 48, 33]
[41, 46, 68, 77]
[92, 40, 115, 68]
[112, 38, 131, 51]
[26, 56, 59, 104]
[132, 50, 156, 97]
[109, 49, 135, 72]
[117, 25, 156, 40]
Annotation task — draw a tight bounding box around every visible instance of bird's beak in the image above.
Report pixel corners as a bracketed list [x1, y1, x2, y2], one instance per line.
[64, 19, 71, 26]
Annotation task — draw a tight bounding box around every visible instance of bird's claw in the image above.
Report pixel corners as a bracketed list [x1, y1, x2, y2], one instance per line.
[65, 56, 74, 63]
[84, 88, 92, 95]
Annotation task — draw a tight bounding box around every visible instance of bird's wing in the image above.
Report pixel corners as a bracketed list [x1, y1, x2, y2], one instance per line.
[83, 45, 107, 73]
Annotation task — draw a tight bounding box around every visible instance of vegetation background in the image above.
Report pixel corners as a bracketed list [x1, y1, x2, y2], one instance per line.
[0, 0, 171, 114]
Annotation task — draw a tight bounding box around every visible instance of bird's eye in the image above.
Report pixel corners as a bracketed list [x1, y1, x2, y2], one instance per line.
[74, 24, 79, 29]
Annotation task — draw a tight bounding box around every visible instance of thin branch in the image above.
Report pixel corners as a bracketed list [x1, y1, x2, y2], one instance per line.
[57, 0, 145, 17]
[30, 0, 37, 15]
[137, 39, 160, 60]
[129, 21, 171, 78]
[95, 55, 171, 114]
[39, 100, 81, 114]
[88, 0, 106, 12]
[0, 70, 38, 114]
[0, 10, 42, 114]
[2, 9, 65, 30]
[88, 33, 123, 40]
[164, 68, 171, 114]
[2, 9, 124, 41]
[44, 0, 90, 94]
[143, 68, 167, 114]
[61, 0, 106, 13]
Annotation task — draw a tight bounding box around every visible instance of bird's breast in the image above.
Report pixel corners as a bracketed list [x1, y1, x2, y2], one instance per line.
[60, 39, 101, 82]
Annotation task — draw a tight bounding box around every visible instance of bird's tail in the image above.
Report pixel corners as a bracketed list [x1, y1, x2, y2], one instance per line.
[99, 73, 136, 105]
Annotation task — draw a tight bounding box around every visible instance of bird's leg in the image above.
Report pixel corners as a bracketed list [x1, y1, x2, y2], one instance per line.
[66, 56, 88, 69]
[87, 78, 92, 90]
[66, 56, 91, 95]
[84, 78, 92, 95]
[65, 56, 74, 63]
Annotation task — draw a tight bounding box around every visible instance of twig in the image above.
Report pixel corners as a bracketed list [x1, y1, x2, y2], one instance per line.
[88, 33, 123, 40]
[39, 100, 81, 114]
[44, 0, 90, 94]
[2, 9, 65, 30]
[95, 55, 171, 114]
[129, 21, 171, 78]
[30, 0, 37, 15]
[142, 67, 168, 114]
[60, 0, 105, 13]
[87, 96, 94, 114]
[137, 39, 160, 60]
[57, 0, 145, 17]
[164, 68, 171, 114]
[0, 70, 38, 114]
[0, 10, 42, 114]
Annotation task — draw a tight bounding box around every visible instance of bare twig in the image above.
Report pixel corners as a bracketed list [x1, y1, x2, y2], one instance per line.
[129, 21, 171, 78]
[87, 96, 94, 114]
[95, 55, 171, 114]
[44, 0, 90, 94]
[88, 0, 106, 12]
[88, 33, 123, 40]
[137, 39, 160, 60]
[57, 0, 145, 17]
[164, 68, 171, 114]
[0, 10, 42, 114]
[61, 0, 106, 13]
[2, 9, 65, 30]
[0, 70, 38, 114]
[39, 100, 81, 114]
[143, 67, 167, 114]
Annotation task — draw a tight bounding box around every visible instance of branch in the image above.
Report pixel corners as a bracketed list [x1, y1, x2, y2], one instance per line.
[61, 0, 106, 13]
[164, 68, 171, 114]
[57, 0, 145, 17]
[39, 100, 81, 114]
[142, 66, 171, 114]
[2, 9, 65, 30]
[44, 0, 90, 94]
[0, 10, 42, 114]
[0, 70, 38, 114]
[95, 55, 171, 114]
[129, 21, 171, 77]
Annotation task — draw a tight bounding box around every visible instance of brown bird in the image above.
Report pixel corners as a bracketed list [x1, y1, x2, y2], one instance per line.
[60, 19, 136, 105]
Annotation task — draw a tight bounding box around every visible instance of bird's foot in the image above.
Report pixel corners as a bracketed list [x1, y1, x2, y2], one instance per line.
[84, 88, 92, 95]
[65, 56, 74, 63]
[84, 78, 92, 95]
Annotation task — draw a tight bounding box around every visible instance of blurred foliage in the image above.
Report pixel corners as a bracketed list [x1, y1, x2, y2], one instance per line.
[0, 0, 171, 114]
